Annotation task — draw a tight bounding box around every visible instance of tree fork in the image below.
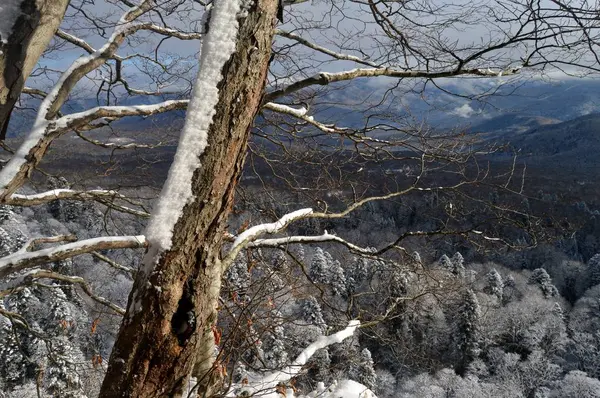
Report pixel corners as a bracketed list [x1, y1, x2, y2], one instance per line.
[98, 1, 279, 397]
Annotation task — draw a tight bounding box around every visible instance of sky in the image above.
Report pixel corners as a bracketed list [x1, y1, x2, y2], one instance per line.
[22, 0, 600, 126]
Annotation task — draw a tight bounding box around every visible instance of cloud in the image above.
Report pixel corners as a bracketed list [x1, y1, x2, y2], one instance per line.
[453, 103, 475, 118]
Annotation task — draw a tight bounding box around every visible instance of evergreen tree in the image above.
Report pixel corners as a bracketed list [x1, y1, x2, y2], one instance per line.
[262, 320, 288, 370]
[45, 339, 87, 398]
[309, 248, 347, 296]
[0, 309, 28, 387]
[309, 248, 330, 284]
[439, 253, 466, 277]
[587, 254, 600, 288]
[302, 296, 327, 332]
[0, 226, 26, 257]
[528, 268, 559, 298]
[329, 259, 347, 297]
[347, 257, 370, 294]
[485, 269, 504, 301]
[438, 254, 453, 271]
[271, 250, 288, 272]
[451, 252, 465, 274]
[348, 348, 377, 390]
[454, 289, 482, 375]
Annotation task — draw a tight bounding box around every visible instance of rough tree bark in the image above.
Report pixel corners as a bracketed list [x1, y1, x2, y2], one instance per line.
[98, 1, 279, 397]
[0, 0, 70, 140]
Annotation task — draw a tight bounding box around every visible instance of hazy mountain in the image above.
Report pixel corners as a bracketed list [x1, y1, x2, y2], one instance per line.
[495, 113, 600, 155]
[470, 114, 562, 137]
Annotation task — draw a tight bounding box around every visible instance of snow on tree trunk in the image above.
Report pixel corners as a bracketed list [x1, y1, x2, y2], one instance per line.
[0, 0, 70, 140]
[98, 1, 280, 397]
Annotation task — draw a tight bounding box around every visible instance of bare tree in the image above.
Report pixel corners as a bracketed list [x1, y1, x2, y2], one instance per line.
[0, 0, 599, 397]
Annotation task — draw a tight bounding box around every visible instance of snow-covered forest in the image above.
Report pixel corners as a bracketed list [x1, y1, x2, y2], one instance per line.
[3, 192, 600, 397]
[1, 0, 600, 397]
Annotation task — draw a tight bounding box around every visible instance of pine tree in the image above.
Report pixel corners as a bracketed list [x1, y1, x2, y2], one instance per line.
[451, 252, 465, 272]
[349, 348, 377, 390]
[309, 248, 347, 296]
[262, 318, 288, 370]
[439, 253, 465, 277]
[0, 309, 28, 386]
[587, 254, 600, 288]
[329, 259, 347, 297]
[0, 226, 26, 257]
[302, 296, 327, 332]
[309, 248, 330, 284]
[271, 250, 288, 272]
[347, 257, 369, 294]
[454, 289, 482, 375]
[45, 339, 87, 398]
[485, 269, 504, 301]
[528, 268, 559, 298]
[438, 254, 453, 271]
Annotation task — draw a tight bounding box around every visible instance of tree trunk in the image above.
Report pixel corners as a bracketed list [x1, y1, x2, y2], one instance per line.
[98, 1, 278, 397]
[0, 0, 70, 140]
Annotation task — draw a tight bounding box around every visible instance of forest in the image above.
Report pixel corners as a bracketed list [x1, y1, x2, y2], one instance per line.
[1, 0, 600, 397]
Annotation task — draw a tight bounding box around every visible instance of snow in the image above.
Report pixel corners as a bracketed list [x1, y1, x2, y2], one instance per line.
[0, 120, 50, 191]
[231, 208, 313, 251]
[143, 0, 243, 255]
[0, 0, 22, 43]
[307, 380, 378, 398]
[52, 101, 188, 130]
[11, 189, 118, 201]
[264, 102, 308, 117]
[0, 235, 146, 277]
[250, 233, 376, 254]
[124, 0, 243, 317]
[227, 320, 369, 398]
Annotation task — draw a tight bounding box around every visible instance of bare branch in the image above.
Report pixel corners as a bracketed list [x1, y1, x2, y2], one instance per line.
[275, 29, 380, 67]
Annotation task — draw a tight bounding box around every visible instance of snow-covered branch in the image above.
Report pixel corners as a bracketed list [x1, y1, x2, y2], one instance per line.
[263, 102, 308, 118]
[224, 208, 314, 266]
[264, 66, 521, 102]
[55, 29, 97, 55]
[227, 320, 364, 398]
[249, 233, 376, 255]
[0, 235, 147, 279]
[74, 130, 164, 150]
[10, 188, 139, 205]
[0, 99, 188, 199]
[142, 24, 203, 40]
[54, 100, 189, 131]
[92, 251, 135, 276]
[263, 102, 350, 134]
[9, 189, 151, 217]
[43, 0, 156, 120]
